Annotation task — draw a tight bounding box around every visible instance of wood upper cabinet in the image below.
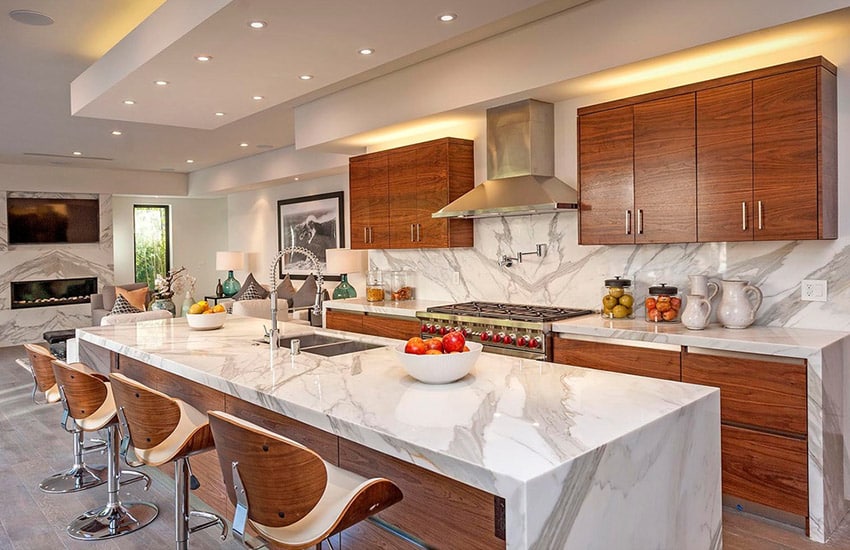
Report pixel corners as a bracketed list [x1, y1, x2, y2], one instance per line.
[697, 81, 754, 242]
[578, 106, 634, 245]
[351, 137, 474, 250]
[350, 152, 389, 249]
[578, 56, 837, 245]
[633, 93, 696, 243]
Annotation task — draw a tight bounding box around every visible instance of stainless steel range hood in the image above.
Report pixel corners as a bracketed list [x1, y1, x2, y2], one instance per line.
[433, 99, 577, 219]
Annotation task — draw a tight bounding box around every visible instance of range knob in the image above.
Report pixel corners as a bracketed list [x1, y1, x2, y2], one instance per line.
[517, 335, 530, 347]
[528, 336, 542, 349]
[480, 331, 492, 341]
[503, 333, 515, 344]
[420, 323, 429, 333]
[461, 327, 471, 337]
[494, 332, 505, 344]
[439, 326, 449, 335]
[428, 324, 437, 334]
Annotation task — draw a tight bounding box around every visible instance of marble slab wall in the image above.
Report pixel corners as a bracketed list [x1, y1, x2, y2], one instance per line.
[369, 213, 850, 332]
[0, 192, 114, 346]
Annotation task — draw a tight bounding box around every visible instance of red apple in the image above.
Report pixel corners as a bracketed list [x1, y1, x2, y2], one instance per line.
[424, 337, 444, 353]
[405, 337, 426, 355]
[442, 331, 466, 353]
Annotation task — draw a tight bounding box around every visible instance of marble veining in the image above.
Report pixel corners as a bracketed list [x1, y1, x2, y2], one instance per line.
[77, 316, 721, 549]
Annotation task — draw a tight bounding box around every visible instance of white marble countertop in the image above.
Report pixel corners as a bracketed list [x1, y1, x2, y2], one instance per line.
[76, 315, 721, 548]
[323, 297, 446, 317]
[551, 316, 849, 358]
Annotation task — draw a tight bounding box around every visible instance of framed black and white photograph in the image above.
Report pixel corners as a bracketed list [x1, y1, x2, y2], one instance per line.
[277, 191, 344, 281]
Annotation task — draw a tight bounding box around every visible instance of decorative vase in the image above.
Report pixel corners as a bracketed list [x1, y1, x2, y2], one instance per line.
[181, 291, 196, 318]
[222, 271, 240, 297]
[715, 280, 763, 329]
[332, 274, 357, 299]
[150, 298, 176, 317]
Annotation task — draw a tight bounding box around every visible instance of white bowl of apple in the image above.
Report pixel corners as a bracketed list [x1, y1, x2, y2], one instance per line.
[394, 332, 481, 384]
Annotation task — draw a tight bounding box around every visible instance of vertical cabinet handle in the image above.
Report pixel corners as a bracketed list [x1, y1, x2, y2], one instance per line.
[625, 210, 632, 235]
[757, 201, 763, 230]
[416, 223, 421, 242]
[410, 224, 415, 242]
[364, 227, 369, 244]
[742, 202, 747, 231]
[370, 227, 373, 243]
[637, 209, 644, 235]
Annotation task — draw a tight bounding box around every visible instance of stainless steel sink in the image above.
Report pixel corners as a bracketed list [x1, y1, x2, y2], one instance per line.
[268, 333, 383, 357]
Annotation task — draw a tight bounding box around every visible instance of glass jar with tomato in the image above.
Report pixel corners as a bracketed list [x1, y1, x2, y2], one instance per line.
[645, 283, 681, 323]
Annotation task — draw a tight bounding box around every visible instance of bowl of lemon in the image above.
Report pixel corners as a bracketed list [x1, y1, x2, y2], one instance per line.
[186, 300, 227, 330]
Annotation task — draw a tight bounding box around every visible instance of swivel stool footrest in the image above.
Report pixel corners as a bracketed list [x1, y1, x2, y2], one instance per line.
[175, 457, 227, 549]
[67, 425, 159, 540]
[39, 428, 107, 493]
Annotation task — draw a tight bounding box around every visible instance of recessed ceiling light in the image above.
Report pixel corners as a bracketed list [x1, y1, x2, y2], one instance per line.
[299, 74, 313, 80]
[215, 112, 225, 117]
[294, 177, 300, 181]
[155, 80, 169, 86]
[248, 20, 266, 29]
[111, 130, 122, 136]
[72, 151, 82, 156]
[123, 99, 135, 105]
[358, 48, 374, 55]
[195, 55, 212, 62]
[252, 95, 264, 100]
[438, 13, 457, 22]
[9, 9, 54, 26]
[239, 143, 249, 147]
[186, 159, 195, 164]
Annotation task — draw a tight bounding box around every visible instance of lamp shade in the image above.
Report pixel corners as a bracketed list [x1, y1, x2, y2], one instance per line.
[216, 251, 244, 271]
[325, 248, 367, 274]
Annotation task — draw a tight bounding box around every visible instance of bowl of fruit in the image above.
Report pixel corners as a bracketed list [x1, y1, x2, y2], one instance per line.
[185, 300, 227, 330]
[395, 331, 482, 384]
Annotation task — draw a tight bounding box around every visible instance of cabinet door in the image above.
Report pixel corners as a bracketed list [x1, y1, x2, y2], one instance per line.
[368, 153, 390, 248]
[578, 106, 635, 245]
[634, 93, 696, 243]
[325, 309, 365, 333]
[349, 155, 372, 249]
[388, 146, 419, 248]
[753, 68, 818, 240]
[362, 314, 420, 340]
[552, 337, 681, 381]
[415, 140, 449, 248]
[697, 81, 754, 242]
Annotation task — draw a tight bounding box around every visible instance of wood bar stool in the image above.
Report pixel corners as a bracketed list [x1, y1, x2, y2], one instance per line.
[51, 359, 159, 540]
[208, 410, 403, 550]
[109, 372, 227, 549]
[15, 343, 107, 494]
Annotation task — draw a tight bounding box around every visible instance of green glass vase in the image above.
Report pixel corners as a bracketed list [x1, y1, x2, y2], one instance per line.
[332, 274, 357, 299]
[222, 270, 240, 297]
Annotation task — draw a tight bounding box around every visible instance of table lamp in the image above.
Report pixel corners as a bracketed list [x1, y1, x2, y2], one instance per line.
[325, 248, 368, 299]
[216, 251, 245, 297]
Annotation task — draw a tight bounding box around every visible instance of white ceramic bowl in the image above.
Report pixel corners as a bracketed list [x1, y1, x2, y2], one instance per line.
[394, 341, 482, 384]
[186, 311, 226, 330]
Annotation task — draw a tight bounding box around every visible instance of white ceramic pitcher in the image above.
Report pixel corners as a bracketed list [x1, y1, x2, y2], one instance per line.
[688, 274, 719, 301]
[681, 295, 712, 330]
[715, 280, 763, 329]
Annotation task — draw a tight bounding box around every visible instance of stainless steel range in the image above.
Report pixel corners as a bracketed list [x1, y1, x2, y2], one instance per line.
[416, 302, 592, 360]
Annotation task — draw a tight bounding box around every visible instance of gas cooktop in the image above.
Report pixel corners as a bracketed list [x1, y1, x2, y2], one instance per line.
[426, 301, 592, 323]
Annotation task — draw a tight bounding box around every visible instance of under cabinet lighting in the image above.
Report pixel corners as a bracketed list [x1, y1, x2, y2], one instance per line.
[438, 13, 457, 22]
[195, 55, 212, 62]
[299, 74, 313, 80]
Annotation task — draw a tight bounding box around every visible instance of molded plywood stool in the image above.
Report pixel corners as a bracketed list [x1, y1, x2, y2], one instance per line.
[15, 343, 107, 494]
[51, 360, 159, 540]
[109, 372, 227, 549]
[207, 410, 403, 550]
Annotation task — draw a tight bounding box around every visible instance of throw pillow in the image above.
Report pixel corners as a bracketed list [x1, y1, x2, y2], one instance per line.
[276, 273, 296, 297]
[231, 273, 270, 300]
[116, 286, 148, 311]
[237, 282, 264, 301]
[291, 274, 319, 309]
[110, 294, 143, 315]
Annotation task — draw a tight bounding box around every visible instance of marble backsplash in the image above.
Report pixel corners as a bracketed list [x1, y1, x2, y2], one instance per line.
[369, 213, 850, 332]
[0, 192, 114, 346]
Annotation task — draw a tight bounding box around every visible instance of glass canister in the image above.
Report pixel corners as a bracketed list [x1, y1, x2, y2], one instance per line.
[388, 270, 414, 302]
[645, 283, 682, 322]
[602, 276, 634, 319]
[366, 270, 385, 302]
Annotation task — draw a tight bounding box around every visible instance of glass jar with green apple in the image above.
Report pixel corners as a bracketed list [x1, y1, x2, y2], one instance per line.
[602, 276, 634, 319]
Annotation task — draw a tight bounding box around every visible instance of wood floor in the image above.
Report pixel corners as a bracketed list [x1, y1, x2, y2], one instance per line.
[2, 344, 850, 549]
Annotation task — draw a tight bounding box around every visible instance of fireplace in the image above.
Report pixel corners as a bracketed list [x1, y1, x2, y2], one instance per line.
[11, 277, 98, 309]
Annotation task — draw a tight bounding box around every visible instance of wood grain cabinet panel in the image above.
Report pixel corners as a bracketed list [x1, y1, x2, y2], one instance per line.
[577, 105, 634, 245]
[325, 309, 365, 333]
[326, 309, 419, 341]
[697, 81, 754, 242]
[552, 337, 681, 381]
[349, 153, 389, 249]
[681, 349, 807, 437]
[339, 439, 505, 549]
[721, 425, 808, 517]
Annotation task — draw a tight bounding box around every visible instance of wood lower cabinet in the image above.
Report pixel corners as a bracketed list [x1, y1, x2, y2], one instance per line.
[326, 309, 420, 340]
[350, 137, 474, 250]
[552, 336, 681, 381]
[682, 347, 808, 520]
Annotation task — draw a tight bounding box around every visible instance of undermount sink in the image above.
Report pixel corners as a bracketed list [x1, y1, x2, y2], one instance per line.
[268, 333, 383, 357]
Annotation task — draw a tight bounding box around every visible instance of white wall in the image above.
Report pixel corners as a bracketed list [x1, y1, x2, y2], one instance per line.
[112, 195, 227, 312]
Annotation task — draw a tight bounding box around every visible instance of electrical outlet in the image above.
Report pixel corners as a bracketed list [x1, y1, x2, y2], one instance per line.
[452, 271, 461, 285]
[801, 279, 827, 302]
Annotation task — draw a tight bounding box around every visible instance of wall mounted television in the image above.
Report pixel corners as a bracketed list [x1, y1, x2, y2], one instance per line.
[7, 197, 100, 244]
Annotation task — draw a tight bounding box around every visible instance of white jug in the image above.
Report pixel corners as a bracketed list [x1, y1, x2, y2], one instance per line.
[715, 280, 763, 329]
[688, 274, 719, 301]
[681, 295, 712, 330]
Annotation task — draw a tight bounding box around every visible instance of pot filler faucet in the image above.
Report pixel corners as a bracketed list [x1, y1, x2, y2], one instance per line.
[499, 243, 546, 268]
[268, 247, 324, 350]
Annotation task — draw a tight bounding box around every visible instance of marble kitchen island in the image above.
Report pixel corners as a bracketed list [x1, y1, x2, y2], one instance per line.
[75, 315, 721, 549]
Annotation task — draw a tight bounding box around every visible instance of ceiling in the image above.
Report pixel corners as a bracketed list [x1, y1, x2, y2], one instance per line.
[1, 0, 587, 174]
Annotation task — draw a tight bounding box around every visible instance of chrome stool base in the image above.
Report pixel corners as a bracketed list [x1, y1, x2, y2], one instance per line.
[39, 463, 107, 493]
[67, 501, 159, 541]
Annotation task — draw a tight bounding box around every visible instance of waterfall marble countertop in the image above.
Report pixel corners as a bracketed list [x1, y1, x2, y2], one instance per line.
[76, 315, 721, 549]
